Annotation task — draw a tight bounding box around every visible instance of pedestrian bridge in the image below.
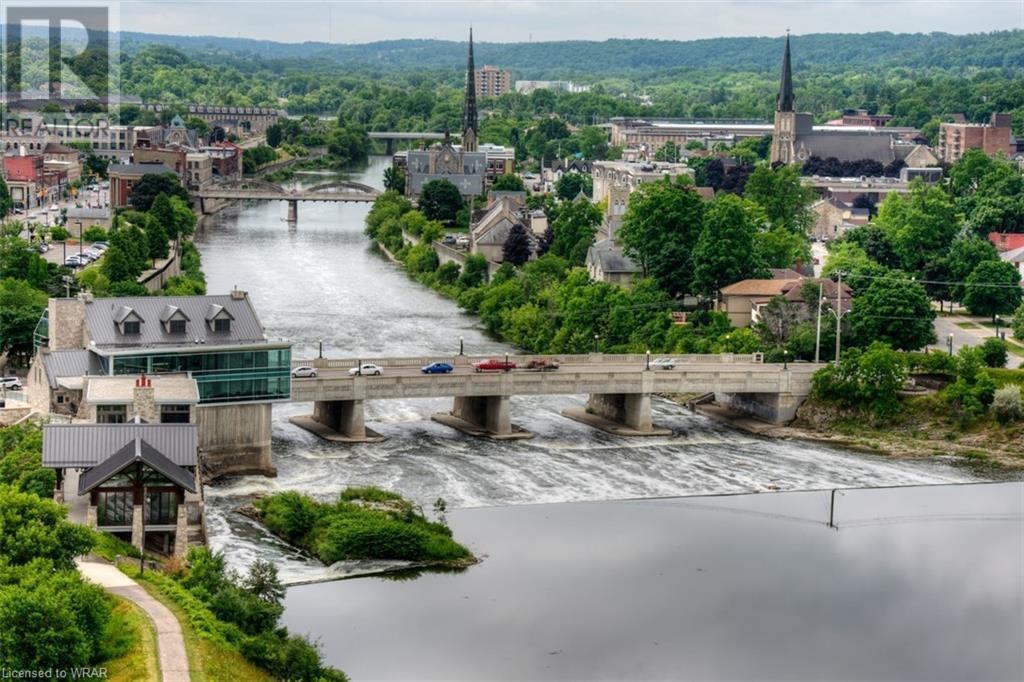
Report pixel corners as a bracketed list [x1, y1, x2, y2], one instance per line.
[196, 179, 380, 218]
[288, 353, 822, 442]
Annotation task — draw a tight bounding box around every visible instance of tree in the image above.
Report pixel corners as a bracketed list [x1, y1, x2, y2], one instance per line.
[418, 180, 464, 224]
[947, 237, 999, 304]
[0, 486, 94, 569]
[549, 198, 601, 267]
[0, 176, 12, 216]
[875, 181, 959, 276]
[618, 177, 705, 297]
[458, 254, 489, 289]
[692, 193, 766, 297]
[128, 173, 189, 212]
[979, 337, 1008, 368]
[554, 173, 592, 201]
[654, 141, 680, 162]
[266, 123, 283, 148]
[0, 279, 48, 365]
[962, 260, 1023, 321]
[811, 342, 908, 418]
[850, 276, 936, 350]
[743, 164, 814, 233]
[502, 223, 533, 267]
[146, 220, 170, 262]
[382, 166, 406, 193]
[491, 173, 525, 192]
[148, 193, 176, 239]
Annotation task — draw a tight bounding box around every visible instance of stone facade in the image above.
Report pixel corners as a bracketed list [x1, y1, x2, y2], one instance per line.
[131, 504, 144, 550]
[47, 297, 87, 350]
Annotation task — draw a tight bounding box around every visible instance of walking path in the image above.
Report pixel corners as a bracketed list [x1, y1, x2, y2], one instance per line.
[77, 560, 190, 682]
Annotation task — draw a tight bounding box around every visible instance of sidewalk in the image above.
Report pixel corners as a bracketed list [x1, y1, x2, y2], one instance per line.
[77, 560, 190, 682]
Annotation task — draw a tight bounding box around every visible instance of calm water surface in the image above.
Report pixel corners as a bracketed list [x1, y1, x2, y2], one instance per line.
[195, 158, 1019, 679]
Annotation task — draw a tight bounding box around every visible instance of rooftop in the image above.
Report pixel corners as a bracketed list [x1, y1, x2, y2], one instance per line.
[42, 423, 197, 468]
[84, 374, 199, 406]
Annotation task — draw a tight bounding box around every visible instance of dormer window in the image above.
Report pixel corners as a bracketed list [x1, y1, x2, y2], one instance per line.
[123, 321, 140, 334]
[169, 319, 186, 334]
[204, 303, 235, 333]
[114, 305, 144, 336]
[160, 304, 190, 334]
[213, 318, 230, 332]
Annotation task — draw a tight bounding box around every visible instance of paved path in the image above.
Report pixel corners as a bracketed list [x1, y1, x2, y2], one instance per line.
[932, 313, 1023, 368]
[78, 560, 190, 682]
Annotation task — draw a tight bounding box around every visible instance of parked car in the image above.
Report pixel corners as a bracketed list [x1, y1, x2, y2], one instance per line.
[442, 235, 457, 245]
[473, 358, 516, 372]
[291, 366, 318, 378]
[85, 249, 102, 259]
[650, 358, 677, 370]
[455, 236, 470, 248]
[421, 362, 454, 374]
[0, 377, 23, 391]
[348, 363, 383, 376]
[92, 242, 109, 250]
[64, 255, 82, 267]
[35, 243, 49, 253]
[525, 358, 559, 371]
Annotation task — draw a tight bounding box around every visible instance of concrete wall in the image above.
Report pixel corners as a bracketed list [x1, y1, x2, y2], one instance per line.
[715, 391, 804, 423]
[196, 402, 274, 477]
[138, 249, 181, 294]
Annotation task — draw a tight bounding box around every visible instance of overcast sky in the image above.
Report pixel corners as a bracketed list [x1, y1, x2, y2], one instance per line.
[115, 0, 1023, 44]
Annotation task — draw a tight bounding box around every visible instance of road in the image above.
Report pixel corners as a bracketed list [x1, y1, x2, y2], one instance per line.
[932, 313, 1023, 368]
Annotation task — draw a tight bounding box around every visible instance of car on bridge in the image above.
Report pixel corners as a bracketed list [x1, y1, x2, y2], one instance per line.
[650, 358, 677, 370]
[525, 359, 559, 371]
[473, 358, 517, 372]
[349, 363, 383, 376]
[291, 366, 318, 378]
[421, 362, 454, 374]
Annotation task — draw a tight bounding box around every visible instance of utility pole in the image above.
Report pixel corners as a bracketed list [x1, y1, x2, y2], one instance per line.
[827, 489, 838, 529]
[814, 281, 823, 364]
[834, 271, 843, 363]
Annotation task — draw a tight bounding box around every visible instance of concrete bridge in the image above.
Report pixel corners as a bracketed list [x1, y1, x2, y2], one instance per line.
[196, 179, 380, 220]
[288, 353, 821, 442]
[368, 131, 456, 154]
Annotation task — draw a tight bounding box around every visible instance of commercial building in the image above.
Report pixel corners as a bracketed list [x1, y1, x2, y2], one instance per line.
[475, 65, 512, 98]
[937, 113, 1017, 162]
[29, 291, 290, 476]
[591, 160, 694, 238]
[107, 162, 178, 208]
[515, 80, 590, 94]
[141, 104, 281, 137]
[0, 113, 160, 162]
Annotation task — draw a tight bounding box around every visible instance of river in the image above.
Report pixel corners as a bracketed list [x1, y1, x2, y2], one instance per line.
[194, 157, 1015, 677]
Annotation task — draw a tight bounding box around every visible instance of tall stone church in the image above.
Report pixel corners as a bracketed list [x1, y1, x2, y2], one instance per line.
[769, 35, 937, 168]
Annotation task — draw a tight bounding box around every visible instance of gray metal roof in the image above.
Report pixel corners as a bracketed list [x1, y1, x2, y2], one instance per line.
[78, 437, 196, 495]
[587, 240, 639, 274]
[66, 207, 111, 220]
[107, 163, 177, 176]
[83, 294, 267, 350]
[42, 423, 197, 468]
[40, 350, 102, 389]
[797, 132, 896, 164]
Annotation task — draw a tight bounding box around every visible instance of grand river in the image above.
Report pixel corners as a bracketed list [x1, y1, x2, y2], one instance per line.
[195, 157, 1020, 680]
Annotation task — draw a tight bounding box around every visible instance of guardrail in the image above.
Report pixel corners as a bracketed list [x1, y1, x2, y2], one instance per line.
[292, 352, 764, 369]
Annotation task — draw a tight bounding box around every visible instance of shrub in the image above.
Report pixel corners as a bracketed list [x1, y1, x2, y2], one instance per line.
[906, 350, 956, 375]
[437, 261, 461, 285]
[255, 491, 320, 545]
[811, 342, 908, 418]
[209, 584, 282, 636]
[979, 337, 1008, 368]
[338, 486, 404, 503]
[181, 546, 229, 600]
[49, 226, 70, 241]
[992, 386, 1024, 423]
[82, 225, 107, 242]
[1013, 302, 1024, 341]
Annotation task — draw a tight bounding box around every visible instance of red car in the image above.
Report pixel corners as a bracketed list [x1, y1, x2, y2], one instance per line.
[473, 358, 517, 372]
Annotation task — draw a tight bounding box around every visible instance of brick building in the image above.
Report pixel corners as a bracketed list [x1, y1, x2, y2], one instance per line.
[475, 65, 512, 98]
[937, 113, 1016, 162]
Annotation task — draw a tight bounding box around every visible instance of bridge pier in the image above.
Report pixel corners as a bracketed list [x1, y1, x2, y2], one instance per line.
[286, 199, 297, 222]
[563, 392, 672, 436]
[714, 391, 803, 424]
[431, 395, 533, 440]
[289, 399, 385, 443]
[384, 138, 395, 155]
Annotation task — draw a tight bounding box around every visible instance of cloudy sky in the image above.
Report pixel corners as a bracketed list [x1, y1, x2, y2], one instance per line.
[114, 0, 1022, 44]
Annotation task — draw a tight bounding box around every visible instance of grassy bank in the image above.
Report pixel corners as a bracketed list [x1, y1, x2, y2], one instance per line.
[250, 487, 475, 567]
[103, 598, 160, 682]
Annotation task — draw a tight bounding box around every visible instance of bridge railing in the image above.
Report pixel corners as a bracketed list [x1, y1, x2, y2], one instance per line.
[291, 352, 764, 369]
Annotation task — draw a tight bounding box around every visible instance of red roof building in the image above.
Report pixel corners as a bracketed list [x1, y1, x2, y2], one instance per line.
[988, 232, 1024, 252]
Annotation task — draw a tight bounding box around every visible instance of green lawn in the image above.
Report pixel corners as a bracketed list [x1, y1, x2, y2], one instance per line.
[103, 597, 160, 682]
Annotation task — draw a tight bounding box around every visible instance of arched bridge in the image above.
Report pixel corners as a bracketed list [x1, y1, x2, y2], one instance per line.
[368, 131, 458, 153]
[196, 180, 380, 218]
[287, 353, 822, 443]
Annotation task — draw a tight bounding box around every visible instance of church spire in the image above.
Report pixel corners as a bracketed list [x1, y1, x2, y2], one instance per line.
[462, 28, 478, 152]
[776, 32, 794, 113]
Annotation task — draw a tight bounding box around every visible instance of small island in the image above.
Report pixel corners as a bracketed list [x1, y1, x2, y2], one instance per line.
[244, 487, 476, 568]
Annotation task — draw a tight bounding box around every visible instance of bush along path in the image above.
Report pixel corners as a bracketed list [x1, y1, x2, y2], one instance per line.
[77, 560, 190, 682]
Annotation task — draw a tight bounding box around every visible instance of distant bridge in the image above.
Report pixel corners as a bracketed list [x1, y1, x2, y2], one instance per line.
[286, 353, 821, 442]
[196, 179, 380, 219]
[368, 131, 457, 153]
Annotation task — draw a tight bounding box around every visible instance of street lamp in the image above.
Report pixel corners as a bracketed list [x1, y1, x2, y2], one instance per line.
[995, 317, 1002, 339]
[646, 349, 651, 371]
[504, 352, 510, 372]
[947, 333, 954, 356]
[459, 336, 464, 356]
[783, 349, 789, 370]
[593, 333, 600, 353]
[318, 339, 323, 359]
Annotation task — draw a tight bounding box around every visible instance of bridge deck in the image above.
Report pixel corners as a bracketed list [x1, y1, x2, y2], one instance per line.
[289, 356, 820, 403]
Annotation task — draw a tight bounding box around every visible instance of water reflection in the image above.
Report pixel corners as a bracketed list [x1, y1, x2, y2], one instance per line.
[283, 482, 1024, 681]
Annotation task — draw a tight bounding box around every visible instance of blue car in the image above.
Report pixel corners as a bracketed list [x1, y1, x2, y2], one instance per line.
[421, 362, 454, 374]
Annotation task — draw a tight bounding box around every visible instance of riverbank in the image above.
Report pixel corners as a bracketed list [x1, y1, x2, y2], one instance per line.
[691, 397, 1024, 471]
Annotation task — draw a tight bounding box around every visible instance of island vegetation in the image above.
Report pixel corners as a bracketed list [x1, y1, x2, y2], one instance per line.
[250, 487, 474, 568]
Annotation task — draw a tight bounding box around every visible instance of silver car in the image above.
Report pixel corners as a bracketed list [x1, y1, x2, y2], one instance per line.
[291, 366, 318, 378]
[0, 377, 23, 390]
[650, 358, 676, 370]
[349, 363, 383, 376]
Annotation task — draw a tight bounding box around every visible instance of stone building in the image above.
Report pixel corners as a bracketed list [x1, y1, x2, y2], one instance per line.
[42, 423, 201, 556]
[586, 239, 640, 287]
[591, 160, 694, 238]
[107, 162, 178, 208]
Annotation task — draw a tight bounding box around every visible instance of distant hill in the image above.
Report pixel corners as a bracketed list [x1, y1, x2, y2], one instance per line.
[118, 30, 1024, 78]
